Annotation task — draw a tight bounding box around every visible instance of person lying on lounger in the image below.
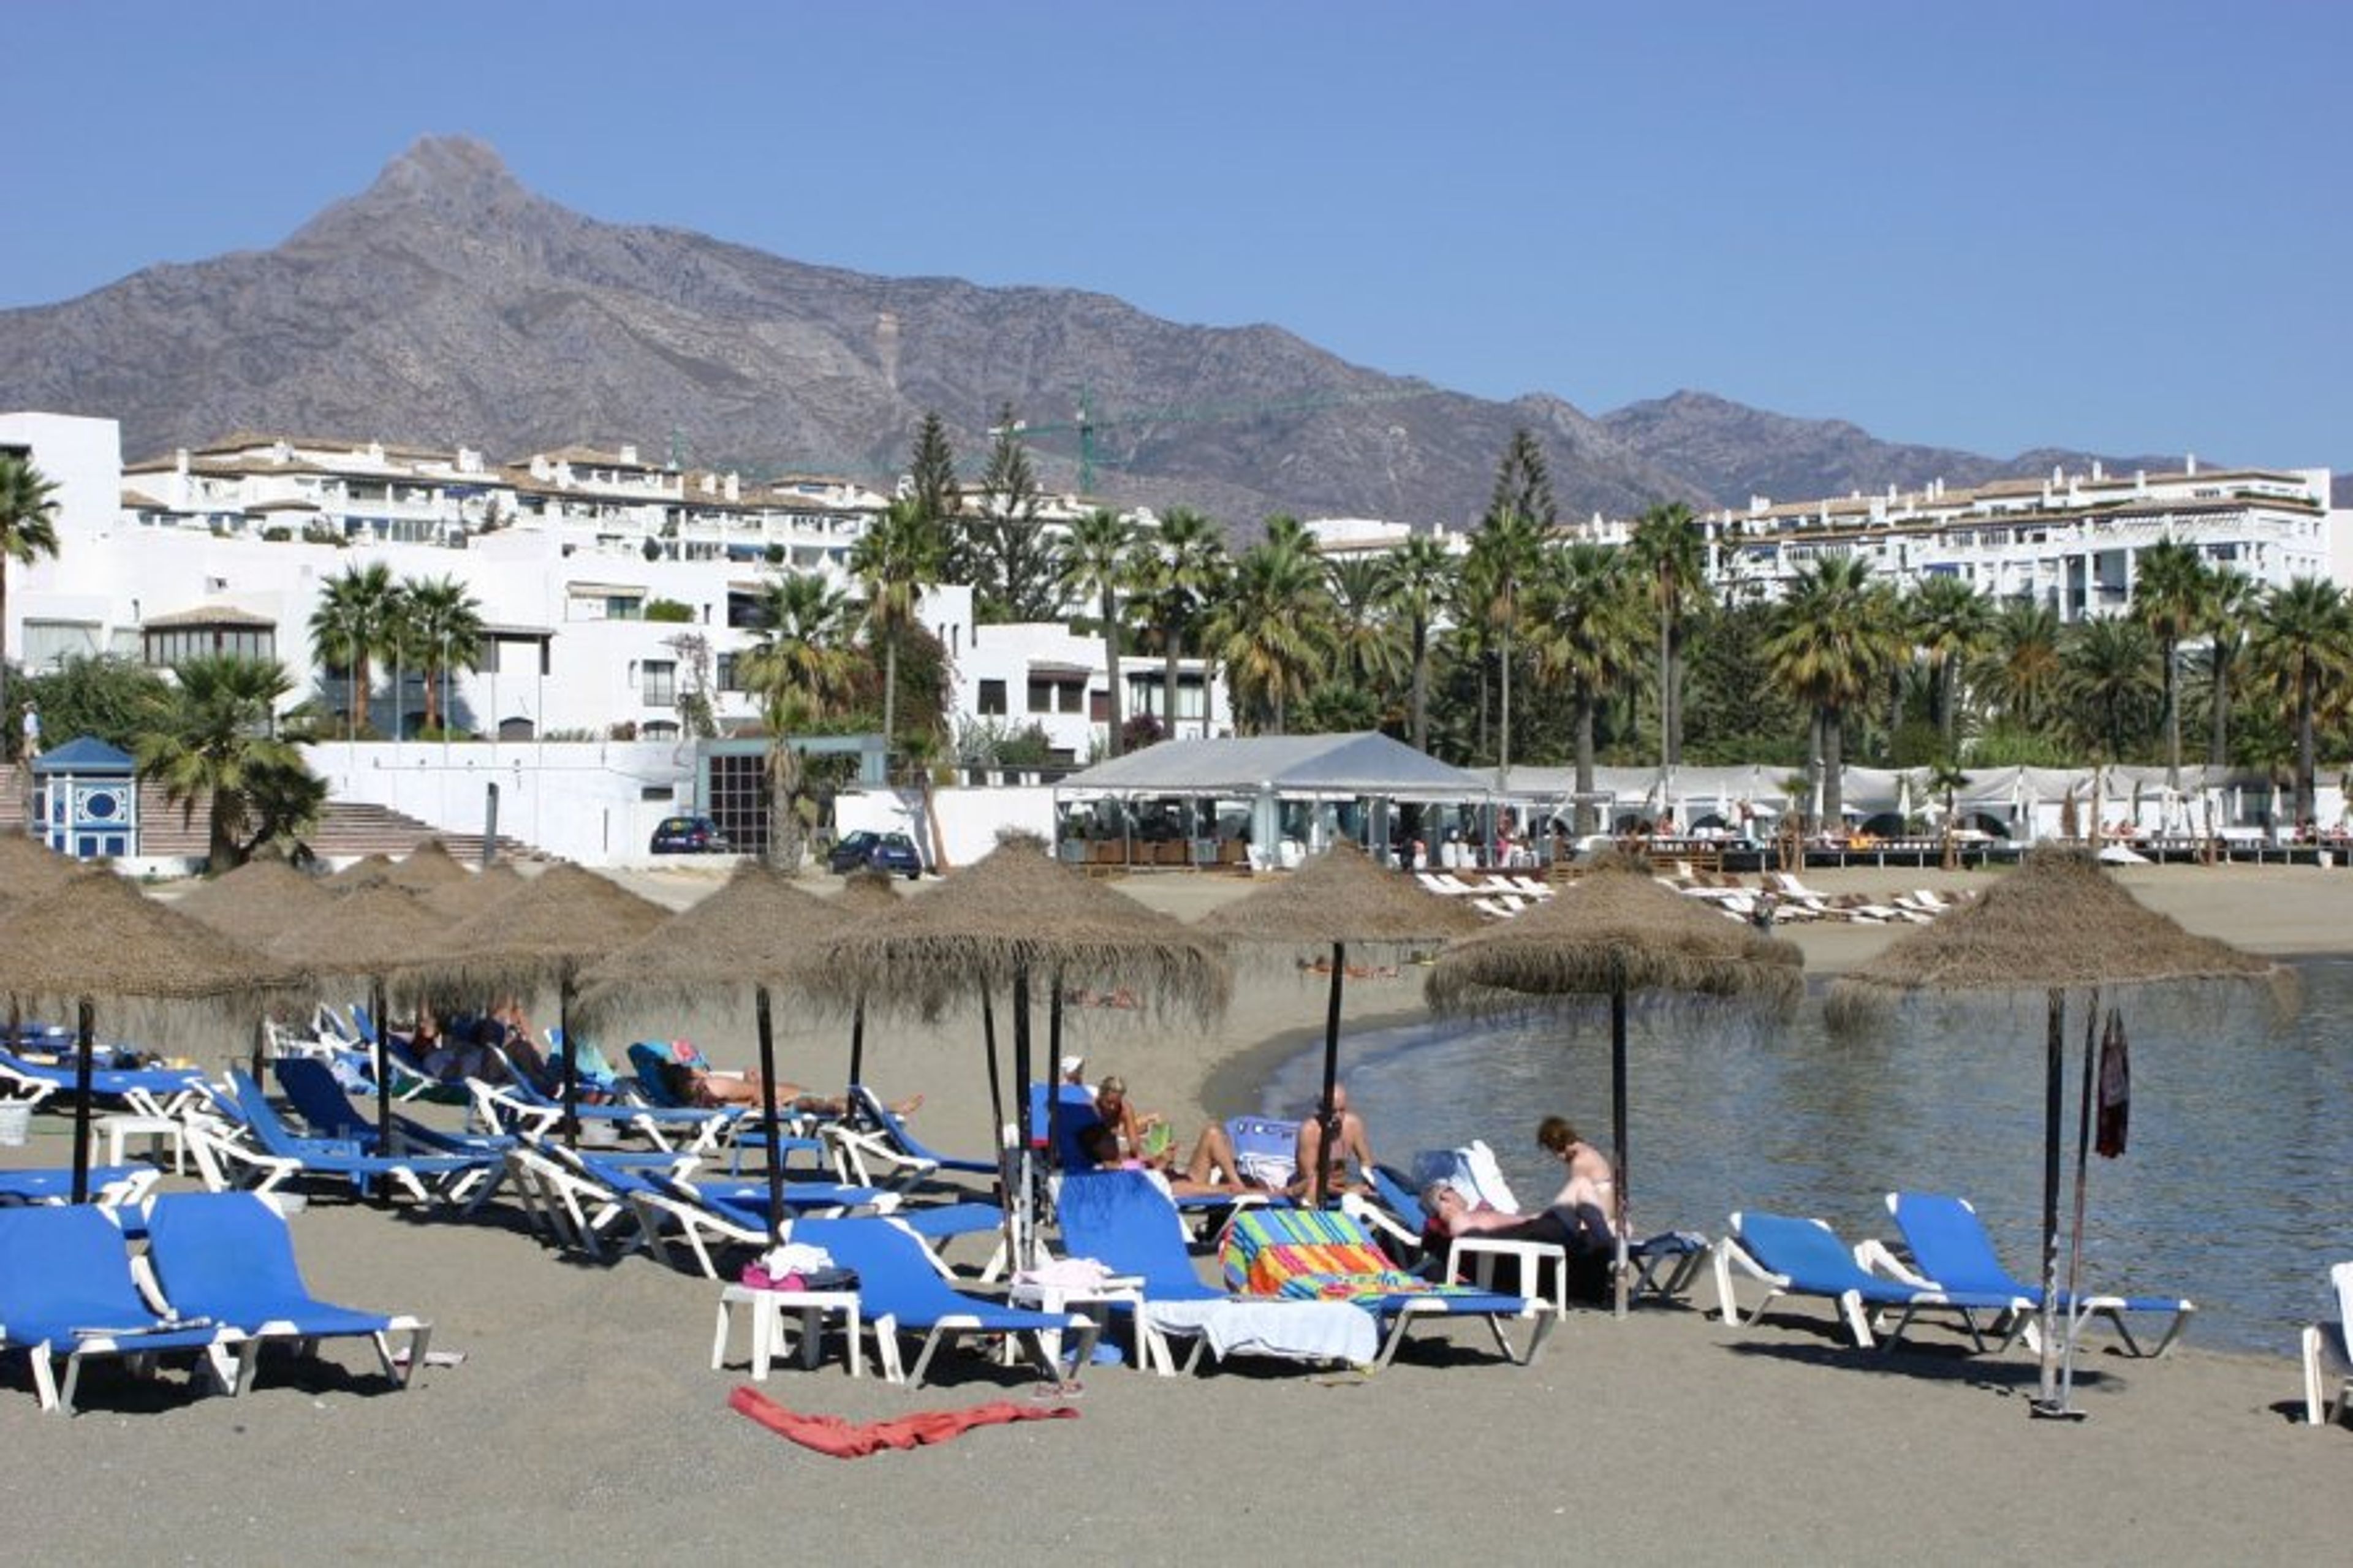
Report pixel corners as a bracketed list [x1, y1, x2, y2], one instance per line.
[1075, 1120, 1254, 1197]
[656, 1061, 919, 1120]
[1422, 1181, 1615, 1300]
[1090, 1078, 1254, 1187]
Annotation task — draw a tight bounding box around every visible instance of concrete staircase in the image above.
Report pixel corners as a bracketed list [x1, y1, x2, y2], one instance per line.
[2, 763, 550, 865]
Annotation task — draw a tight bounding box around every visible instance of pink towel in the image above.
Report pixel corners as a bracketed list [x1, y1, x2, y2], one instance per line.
[729, 1385, 1078, 1458]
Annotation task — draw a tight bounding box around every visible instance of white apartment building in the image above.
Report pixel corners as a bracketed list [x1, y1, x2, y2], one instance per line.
[3, 411, 1226, 782]
[1572, 460, 2340, 619]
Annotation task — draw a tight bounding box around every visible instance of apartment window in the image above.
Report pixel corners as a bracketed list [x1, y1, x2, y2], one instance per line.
[1028, 678, 1055, 714]
[1059, 680, 1085, 714]
[716, 652, 743, 692]
[642, 660, 676, 707]
[979, 678, 1007, 716]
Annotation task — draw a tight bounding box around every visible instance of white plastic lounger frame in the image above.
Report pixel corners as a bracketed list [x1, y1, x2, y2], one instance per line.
[2302, 1260, 2353, 1428]
[1713, 1214, 2015, 1351]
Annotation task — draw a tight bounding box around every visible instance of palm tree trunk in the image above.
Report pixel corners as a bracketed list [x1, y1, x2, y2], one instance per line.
[1162, 633, 1181, 741]
[208, 789, 238, 873]
[2162, 634, 2181, 789]
[1665, 616, 1683, 767]
[1499, 613, 1514, 778]
[1409, 618, 1429, 752]
[423, 659, 441, 734]
[1656, 602, 1670, 771]
[1101, 588, 1124, 758]
[2296, 664, 2317, 830]
[1573, 689, 1597, 836]
[1822, 705, 1846, 824]
[881, 637, 899, 776]
[2208, 643, 2231, 768]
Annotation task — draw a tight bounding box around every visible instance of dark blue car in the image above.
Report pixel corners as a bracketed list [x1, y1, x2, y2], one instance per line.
[650, 815, 730, 854]
[829, 829, 923, 879]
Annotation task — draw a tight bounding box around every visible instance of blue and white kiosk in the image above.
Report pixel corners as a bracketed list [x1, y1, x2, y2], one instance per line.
[29, 736, 140, 861]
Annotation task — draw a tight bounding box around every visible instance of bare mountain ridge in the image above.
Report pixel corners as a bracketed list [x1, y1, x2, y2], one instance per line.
[2, 136, 2177, 528]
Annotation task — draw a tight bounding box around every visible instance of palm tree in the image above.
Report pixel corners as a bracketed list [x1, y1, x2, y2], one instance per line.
[1528, 542, 1645, 833]
[1908, 575, 1993, 756]
[1466, 504, 1544, 776]
[1379, 532, 1454, 752]
[741, 573, 857, 869]
[848, 497, 944, 770]
[2132, 537, 2210, 787]
[2251, 577, 2353, 830]
[2199, 567, 2260, 769]
[1325, 555, 1408, 700]
[1627, 501, 1706, 767]
[1979, 599, 2063, 732]
[2058, 616, 2160, 762]
[1207, 520, 1328, 735]
[1056, 508, 1139, 757]
[398, 575, 485, 736]
[0, 453, 64, 718]
[1762, 556, 1899, 826]
[1135, 507, 1227, 740]
[308, 561, 401, 737]
[134, 654, 319, 872]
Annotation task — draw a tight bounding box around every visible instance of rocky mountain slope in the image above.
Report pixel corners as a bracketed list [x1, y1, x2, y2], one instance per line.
[0, 137, 2193, 530]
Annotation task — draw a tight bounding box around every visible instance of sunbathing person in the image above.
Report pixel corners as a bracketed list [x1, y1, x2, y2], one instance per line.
[1091, 1077, 1253, 1186]
[1075, 1121, 1252, 1197]
[1536, 1115, 1617, 1229]
[1292, 1083, 1376, 1195]
[1422, 1181, 1615, 1300]
[656, 1061, 919, 1120]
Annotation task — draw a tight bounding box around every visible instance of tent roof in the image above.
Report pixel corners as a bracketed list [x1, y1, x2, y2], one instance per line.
[1059, 732, 1489, 800]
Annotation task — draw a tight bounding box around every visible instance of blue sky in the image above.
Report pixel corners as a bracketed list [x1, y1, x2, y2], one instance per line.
[7, 1, 2346, 469]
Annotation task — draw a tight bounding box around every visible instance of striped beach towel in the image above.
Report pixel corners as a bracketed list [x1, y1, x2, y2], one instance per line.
[1221, 1207, 1474, 1304]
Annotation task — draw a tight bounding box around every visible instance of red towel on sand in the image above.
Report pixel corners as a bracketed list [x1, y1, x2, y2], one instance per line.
[729, 1386, 1078, 1458]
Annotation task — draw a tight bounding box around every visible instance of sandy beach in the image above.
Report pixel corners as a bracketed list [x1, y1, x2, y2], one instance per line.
[4, 858, 2348, 1562]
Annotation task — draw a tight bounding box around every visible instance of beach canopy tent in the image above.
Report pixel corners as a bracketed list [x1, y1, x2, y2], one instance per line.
[1825, 847, 2294, 1415]
[1055, 731, 1492, 868]
[1197, 843, 1483, 1202]
[1425, 853, 1805, 1314]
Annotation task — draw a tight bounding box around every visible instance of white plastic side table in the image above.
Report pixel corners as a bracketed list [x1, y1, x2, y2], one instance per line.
[712, 1284, 862, 1381]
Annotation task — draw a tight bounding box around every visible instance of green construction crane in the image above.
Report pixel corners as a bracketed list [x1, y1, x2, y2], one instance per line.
[996, 382, 1444, 493]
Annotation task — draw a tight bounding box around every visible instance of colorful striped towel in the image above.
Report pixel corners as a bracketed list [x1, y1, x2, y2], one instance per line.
[1221, 1206, 1474, 1303]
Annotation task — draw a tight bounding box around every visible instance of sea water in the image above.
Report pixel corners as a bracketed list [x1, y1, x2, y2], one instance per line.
[1256, 956, 2353, 1358]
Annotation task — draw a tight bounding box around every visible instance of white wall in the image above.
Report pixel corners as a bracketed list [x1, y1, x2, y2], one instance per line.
[831, 784, 1058, 871]
[303, 740, 693, 865]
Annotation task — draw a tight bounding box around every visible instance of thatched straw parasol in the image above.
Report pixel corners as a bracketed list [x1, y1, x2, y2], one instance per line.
[0, 868, 303, 1202]
[269, 875, 460, 1156]
[173, 856, 336, 951]
[401, 863, 669, 1142]
[577, 860, 852, 1241]
[382, 838, 472, 896]
[325, 852, 396, 889]
[1426, 854, 1804, 1313]
[426, 858, 523, 922]
[1826, 847, 2291, 1415]
[0, 833, 85, 905]
[1198, 842, 1483, 1203]
[807, 833, 1230, 1264]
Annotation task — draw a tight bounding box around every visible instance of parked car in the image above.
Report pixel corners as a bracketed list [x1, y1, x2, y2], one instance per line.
[650, 815, 731, 854]
[829, 829, 923, 879]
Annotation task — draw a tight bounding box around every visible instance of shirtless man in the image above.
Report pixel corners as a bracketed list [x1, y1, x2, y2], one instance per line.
[1537, 1115, 1616, 1232]
[1292, 1083, 1375, 1198]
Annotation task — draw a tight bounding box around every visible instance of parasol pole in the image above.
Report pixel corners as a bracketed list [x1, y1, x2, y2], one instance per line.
[1610, 969, 1631, 1318]
[2057, 993, 2104, 1415]
[755, 985, 786, 1246]
[2033, 987, 2068, 1414]
[1313, 939, 1345, 1208]
[845, 994, 866, 1101]
[70, 996, 95, 1205]
[980, 990, 1016, 1278]
[1044, 970, 1067, 1177]
[373, 977, 398, 1162]
[1011, 963, 1035, 1267]
[558, 972, 579, 1149]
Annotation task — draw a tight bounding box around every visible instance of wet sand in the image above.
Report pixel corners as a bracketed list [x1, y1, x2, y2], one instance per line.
[3, 858, 2347, 1561]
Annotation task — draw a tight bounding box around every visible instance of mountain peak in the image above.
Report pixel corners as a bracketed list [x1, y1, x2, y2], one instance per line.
[291, 135, 536, 243]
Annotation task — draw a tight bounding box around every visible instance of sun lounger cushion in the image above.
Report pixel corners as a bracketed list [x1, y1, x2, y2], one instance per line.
[1221, 1207, 1481, 1303]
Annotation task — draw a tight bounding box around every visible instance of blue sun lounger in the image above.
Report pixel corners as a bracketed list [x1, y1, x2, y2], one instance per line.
[224, 1070, 505, 1208]
[1876, 1191, 2196, 1357]
[824, 1084, 998, 1190]
[0, 1045, 208, 1119]
[1714, 1210, 2025, 1350]
[142, 1192, 432, 1393]
[0, 1203, 248, 1413]
[1058, 1170, 1376, 1373]
[275, 1057, 515, 1164]
[790, 1215, 1098, 1387]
